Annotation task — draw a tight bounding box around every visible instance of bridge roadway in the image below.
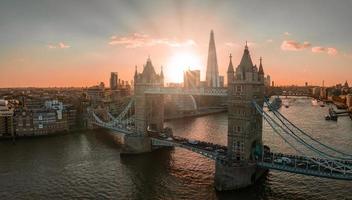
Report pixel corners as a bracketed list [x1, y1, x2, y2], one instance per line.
[258, 153, 352, 180]
[151, 136, 352, 181]
[144, 87, 228, 96]
[91, 121, 134, 135]
[150, 135, 227, 161]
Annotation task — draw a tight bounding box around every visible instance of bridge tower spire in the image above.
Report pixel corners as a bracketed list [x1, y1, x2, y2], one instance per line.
[227, 53, 234, 85]
[215, 43, 265, 191]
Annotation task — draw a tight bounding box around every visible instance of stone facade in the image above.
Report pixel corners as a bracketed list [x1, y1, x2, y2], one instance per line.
[215, 43, 265, 190]
[134, 57, 164, 134]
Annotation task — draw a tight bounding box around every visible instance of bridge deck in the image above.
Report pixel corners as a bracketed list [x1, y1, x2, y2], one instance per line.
[258, 153, 352, 180]
[91, 121, 134, 135]
[151, 136, 227, 160]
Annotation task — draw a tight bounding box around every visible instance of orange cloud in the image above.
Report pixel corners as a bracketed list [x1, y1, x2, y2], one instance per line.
[109, 33, 196, 48]
[311, 46, 338, 56]
[281, 40, 311, 51]
[48, 42, 70, 49]
[327, 47, 338, 56]
[311, 46, 325, 53]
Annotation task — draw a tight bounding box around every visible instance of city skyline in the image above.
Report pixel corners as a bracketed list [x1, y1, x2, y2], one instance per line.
[1, 0, 352, 87]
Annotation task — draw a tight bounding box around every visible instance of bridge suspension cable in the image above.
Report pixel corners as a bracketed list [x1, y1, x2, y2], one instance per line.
[264, 98, 352, 160]
[264, 99, 350, 161]
[106, 98, 135, 126]
[253, 101, 352, 174]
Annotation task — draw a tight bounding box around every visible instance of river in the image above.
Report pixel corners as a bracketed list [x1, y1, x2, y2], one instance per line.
[1, 97, 351, 199]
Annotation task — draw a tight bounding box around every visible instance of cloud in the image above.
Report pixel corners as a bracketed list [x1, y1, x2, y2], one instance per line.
[284, 32, 291, 36]
[327, 48, 338, 56]
[48, 42, 70, 49]
[311, 46, 338, 56]
[311, 46, 326, 53]
[109, 33, 196, 48]
[281, 40, 311, 51]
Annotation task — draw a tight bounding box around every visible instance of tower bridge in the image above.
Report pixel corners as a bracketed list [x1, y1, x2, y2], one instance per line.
[88, 43, 352, 191]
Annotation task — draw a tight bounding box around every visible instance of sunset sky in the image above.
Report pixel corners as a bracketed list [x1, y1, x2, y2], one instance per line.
[0, 0, 351, 87]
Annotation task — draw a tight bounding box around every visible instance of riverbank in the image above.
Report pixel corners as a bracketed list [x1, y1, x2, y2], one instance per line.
[0, 128, 86, 141]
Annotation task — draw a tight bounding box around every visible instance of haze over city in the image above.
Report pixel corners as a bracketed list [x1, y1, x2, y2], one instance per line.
[1, 1, 352, 199]
[1, 0, 352, 87]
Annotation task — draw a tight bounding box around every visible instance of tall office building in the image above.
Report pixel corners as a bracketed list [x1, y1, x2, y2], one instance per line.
[264, 75, 271, 87]
[110, 72, 118, 90]
[206, 30, 220, 88]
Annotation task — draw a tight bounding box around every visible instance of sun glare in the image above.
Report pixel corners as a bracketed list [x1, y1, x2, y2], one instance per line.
[165, 52, 202, 83]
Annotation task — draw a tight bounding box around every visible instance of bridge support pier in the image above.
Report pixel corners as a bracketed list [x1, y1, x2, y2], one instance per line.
[214, 163, 266, 191]
[122, 135, 152, 154]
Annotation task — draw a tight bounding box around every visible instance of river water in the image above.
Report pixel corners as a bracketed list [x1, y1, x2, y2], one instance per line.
[1, 97, 351, 200]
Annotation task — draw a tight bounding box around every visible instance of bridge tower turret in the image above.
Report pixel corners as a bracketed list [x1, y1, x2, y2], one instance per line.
[215, 43, 265, 190]
[227, 54, 234, 86]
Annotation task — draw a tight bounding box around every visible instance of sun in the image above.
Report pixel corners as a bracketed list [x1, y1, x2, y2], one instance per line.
[165, 52, 203, 83]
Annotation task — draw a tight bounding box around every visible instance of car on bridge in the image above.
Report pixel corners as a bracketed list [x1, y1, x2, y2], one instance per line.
[188, 139, 199, 145]
[215, 149, 225, 154]
[274, 157, 292, 165]
[205, 146, 213, 151]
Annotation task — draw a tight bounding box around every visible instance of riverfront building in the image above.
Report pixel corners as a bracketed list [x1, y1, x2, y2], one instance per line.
[0, 100, 14, 137]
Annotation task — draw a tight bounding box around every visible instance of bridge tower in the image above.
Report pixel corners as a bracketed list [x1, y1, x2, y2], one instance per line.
[126, 57, 164, 153]
[215, 43, 265, 190]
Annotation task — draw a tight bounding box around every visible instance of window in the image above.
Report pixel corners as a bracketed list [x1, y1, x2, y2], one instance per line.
[235, 85, 243, 92]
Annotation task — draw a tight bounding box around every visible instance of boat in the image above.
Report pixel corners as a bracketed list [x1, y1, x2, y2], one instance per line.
[325, 115, 337, 121]
[325, 108, 338, 121]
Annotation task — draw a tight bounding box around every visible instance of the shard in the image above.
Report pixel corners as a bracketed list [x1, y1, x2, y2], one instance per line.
[206, 30, 220, 87]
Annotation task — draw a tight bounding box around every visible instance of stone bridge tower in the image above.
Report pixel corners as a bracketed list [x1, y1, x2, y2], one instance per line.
[215, 43, 265, 190]
[134, 57, 164, 134]
[123, 57, 164, 154]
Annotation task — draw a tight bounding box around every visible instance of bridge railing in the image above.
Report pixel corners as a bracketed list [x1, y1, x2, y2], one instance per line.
[258, 152, 352, 180]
